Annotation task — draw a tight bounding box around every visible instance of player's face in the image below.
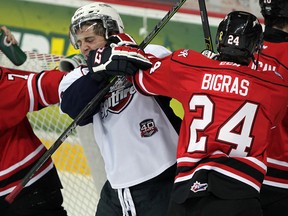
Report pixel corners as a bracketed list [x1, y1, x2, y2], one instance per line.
[75, 25, 106, 58]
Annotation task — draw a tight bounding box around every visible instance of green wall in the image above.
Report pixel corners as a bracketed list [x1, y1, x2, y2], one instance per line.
[1, 0, 219, 118]
[0, 0, 217, 56]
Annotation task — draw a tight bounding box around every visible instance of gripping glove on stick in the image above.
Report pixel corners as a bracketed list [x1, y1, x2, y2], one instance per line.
[88, 45, 152, 81]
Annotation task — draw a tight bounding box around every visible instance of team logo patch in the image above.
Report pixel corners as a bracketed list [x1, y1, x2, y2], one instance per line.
[190, 181, 208, 193]
[140, 119, 158, 137]
[101, 78, 136, 118]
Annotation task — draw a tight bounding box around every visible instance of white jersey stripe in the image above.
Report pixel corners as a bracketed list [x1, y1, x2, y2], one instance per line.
[0, 145, 44, 177]
[0, 161, 53, 197]
[37, 72, 50, 106]
[27, 73, 35, 112]
[175, 165, 261, 192]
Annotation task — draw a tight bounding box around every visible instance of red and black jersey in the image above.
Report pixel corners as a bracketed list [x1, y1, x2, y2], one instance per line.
[251, 28, 288, 78]
[133, 49, 288, 203]
[0, 67, 65, 197]
[251, 27, 288, 189]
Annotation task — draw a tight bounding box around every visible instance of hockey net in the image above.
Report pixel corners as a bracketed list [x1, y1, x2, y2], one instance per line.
[0, 51, 105, 216]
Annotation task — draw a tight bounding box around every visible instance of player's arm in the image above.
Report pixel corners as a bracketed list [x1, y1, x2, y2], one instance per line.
[60, 73, 108, 125]
[86, 44, 178, 97]
[30, 69, 66, 110]
[59, 33, 148, 124]
[58, 63, 110, 125]
[5, 67, 64, 109]
[132, 55, 174, 97]
[0, 68, 65, 130]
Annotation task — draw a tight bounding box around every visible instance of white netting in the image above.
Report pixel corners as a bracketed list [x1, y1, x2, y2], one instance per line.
[0, 50, 64, 71]
[0, 50, 100, 216]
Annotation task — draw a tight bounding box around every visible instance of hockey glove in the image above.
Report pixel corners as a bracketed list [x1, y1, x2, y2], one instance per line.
[201, 49, 219, 60]
[87, 45, 152, 81]
[107, 33, 138, 48]
[59, 53, 86, 72]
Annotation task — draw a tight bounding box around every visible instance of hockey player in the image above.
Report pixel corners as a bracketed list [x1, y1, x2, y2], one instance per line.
[252, 1, 288, 215]
[58, 2, 181, 216]
[0, 26, 67, 215]
[87, 11, 288, 216]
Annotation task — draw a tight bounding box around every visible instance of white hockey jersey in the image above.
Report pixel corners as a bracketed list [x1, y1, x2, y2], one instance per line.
[59, 44, 179, 188]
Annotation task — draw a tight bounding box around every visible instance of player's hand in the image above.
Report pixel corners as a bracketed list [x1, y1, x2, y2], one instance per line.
[59, 54, 86, 72]
[0, 26, 17, 45]
[107, 33, 138, 48]
[201, 49, 219, 60]
[87, 45, 152, 81]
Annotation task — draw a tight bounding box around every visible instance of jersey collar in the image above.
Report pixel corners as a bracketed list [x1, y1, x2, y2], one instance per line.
[264, 26, 288, 43]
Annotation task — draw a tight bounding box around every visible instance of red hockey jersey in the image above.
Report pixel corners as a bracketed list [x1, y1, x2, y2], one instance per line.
[133, 49, 288, 203]
[0, 67, 64, 197]
[252, 39, 288, 189]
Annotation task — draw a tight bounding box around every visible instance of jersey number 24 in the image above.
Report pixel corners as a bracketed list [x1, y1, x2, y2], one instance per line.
[188, 94, 258, 157]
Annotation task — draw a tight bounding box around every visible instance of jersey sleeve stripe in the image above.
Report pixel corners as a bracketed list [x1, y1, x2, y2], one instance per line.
[27, 73, 36, 112]
[37, 72, 50, 106]
[137, 69, 157, 95]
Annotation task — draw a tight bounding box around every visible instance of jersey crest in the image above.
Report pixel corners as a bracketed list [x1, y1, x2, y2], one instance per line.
[100, 77, 136, 117]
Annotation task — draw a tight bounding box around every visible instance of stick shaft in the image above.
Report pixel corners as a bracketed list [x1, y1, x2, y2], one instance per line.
[5, 78, 116, 203]
[139, 0, 187, 49]
[198, 0, 214, 51]
[5, 0, 187, 203]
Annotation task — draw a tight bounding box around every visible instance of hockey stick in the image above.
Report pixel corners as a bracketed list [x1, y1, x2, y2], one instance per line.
[139, 0, 187, 49]
[198, 0, 214, 51]
[5, 0, 187, 204]
[4, 78, 115, 204]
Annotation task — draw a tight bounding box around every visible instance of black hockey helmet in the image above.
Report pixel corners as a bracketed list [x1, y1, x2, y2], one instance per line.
[216, 11, 263, 65]
[259, 0, 288, 18]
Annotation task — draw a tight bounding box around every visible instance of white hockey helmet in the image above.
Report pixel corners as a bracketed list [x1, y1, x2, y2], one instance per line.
[70, 2, 124, 49]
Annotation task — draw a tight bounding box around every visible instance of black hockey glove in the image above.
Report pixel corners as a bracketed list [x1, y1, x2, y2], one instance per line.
[87, 45, 152, 81]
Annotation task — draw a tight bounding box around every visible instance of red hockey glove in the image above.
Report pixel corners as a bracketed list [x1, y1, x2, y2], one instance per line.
[87, 45, 152, 81]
